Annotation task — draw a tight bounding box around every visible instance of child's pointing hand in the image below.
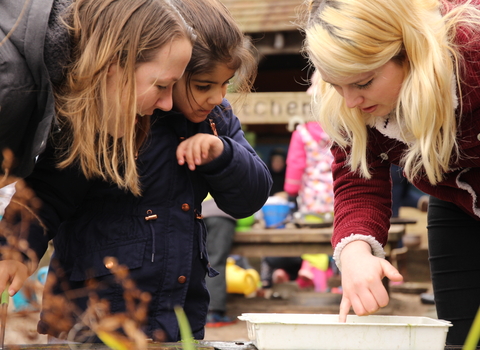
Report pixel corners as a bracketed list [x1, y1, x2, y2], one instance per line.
[176, 133, 224, 170]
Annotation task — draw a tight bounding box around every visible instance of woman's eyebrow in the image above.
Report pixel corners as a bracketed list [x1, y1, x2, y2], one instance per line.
[193, 75, 235, 84]
[193, 78, 217, 84]
[323, 75, 373, 85]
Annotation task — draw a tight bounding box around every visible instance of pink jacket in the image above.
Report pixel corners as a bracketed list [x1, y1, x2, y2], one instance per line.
[284, 121, 330, 196]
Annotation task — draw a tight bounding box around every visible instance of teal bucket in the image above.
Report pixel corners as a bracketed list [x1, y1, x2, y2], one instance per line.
[262, 204, 290, 228]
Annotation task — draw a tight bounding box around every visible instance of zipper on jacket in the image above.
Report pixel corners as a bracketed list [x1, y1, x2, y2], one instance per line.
[145, 210, 158, 262]
[208, 118, 218, 137]
[195, 209, 204, 259]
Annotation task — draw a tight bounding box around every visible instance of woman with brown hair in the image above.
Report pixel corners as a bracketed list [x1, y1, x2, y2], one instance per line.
[0, 0, 194, 195]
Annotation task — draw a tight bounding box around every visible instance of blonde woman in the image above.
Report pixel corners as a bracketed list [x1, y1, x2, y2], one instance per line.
[303, 0, 480, 346]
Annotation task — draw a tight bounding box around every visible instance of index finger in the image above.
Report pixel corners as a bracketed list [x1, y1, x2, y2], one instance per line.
[176, 141, 187, 166]
[338, 296, 351, 323]
[176, 142, 196, 170]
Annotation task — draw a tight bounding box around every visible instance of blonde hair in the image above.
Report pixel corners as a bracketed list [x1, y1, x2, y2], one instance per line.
[54, 0, 194, 196]
[303, 0, 480, 184]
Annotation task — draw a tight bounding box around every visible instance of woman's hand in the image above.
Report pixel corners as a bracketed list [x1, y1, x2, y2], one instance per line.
[176, 134, 224, 170]
[0, 259, 34, 296]
[338, 240, 403, 322]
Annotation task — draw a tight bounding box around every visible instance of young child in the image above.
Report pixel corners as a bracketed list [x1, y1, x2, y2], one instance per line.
[170, 0, 272, 328]
[284, 70, 334, 216]
[1, 0, 271, 344]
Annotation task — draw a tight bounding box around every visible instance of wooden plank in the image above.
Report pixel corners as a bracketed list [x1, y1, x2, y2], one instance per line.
[234, 224, 405, 243]
[231, 225, 406, 258]
[230, 243, 334, 257]
[233, 229, 332, 243]
[220, 0, 301, 33]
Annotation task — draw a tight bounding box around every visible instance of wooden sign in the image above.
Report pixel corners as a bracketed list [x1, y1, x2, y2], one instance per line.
[226, 92, 315, 124]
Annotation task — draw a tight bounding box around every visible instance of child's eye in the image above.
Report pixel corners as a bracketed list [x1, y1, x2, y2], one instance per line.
[355, 79, 373, 90]
[156, 85, 166, 90]
[196, 85, 210, 91]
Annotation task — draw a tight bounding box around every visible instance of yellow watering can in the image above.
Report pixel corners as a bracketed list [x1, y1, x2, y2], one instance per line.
[226, 257, 260, 297]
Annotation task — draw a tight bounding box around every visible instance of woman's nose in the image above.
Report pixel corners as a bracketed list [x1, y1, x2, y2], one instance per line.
[344, 88, 364, 109]
[155, 94, 173, 112]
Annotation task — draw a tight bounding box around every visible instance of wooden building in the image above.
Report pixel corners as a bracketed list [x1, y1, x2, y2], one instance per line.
[221, 0, 314, 158]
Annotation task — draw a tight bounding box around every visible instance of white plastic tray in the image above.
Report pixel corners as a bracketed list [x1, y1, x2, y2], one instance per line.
[238, 313, 451, 350]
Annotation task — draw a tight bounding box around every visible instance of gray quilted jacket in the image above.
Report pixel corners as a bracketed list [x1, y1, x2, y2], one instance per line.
[0, 0, 69, 177]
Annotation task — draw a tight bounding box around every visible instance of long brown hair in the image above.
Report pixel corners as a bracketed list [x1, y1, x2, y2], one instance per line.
[55, 0, 194, 196]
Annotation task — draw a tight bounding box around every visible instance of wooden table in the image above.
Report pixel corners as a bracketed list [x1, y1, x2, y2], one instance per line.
[231, 224, 407, 258]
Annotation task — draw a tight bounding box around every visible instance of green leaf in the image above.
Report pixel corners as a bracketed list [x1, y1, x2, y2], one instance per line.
[174, 305, 195, 350]
[463, 306, 480, 350]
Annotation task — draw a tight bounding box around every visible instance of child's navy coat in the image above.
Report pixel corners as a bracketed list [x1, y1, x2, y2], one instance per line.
[25, 99, 272, 341]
